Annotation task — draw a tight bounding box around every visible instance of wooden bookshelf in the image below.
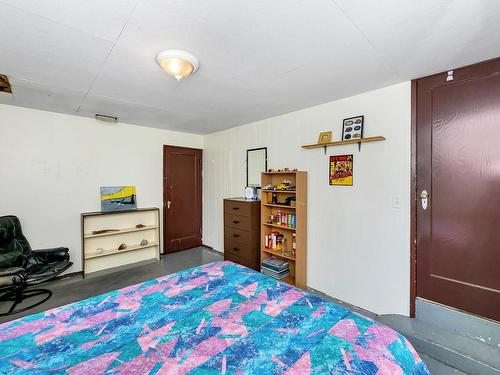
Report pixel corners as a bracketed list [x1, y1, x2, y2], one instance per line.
[81, 208, 160, 276]
[260, 171, 307, 289]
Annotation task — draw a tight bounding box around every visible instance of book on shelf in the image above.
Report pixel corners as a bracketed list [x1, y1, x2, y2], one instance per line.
[261, 267, 290, 280]
[261, 256, 289, 271]
[261, 262, 289, 272]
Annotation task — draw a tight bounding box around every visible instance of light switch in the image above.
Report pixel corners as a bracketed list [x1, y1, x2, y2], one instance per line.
[392, 196, 401, 209]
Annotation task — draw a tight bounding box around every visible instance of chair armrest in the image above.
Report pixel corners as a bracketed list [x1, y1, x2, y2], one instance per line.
[31, 247, 70, 263]
[0, 267, 25, 277]
[0, 267, 25, 287]
[32, 247, 69, 254]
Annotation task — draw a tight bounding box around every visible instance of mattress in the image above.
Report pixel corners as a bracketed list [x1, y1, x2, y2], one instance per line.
[0, 261, 429, 374]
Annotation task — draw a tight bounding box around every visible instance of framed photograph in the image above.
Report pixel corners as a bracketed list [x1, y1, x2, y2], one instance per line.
[329, 155, 353, 186]
[317, 131, 332, 144]
[342, 115, 364, 141]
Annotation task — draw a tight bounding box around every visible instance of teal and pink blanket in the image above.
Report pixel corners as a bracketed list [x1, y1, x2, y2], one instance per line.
[0, 261, 429, 374]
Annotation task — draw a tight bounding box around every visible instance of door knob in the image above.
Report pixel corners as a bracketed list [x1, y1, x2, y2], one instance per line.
[420, 190, 429, 210]
[167, 201, 172, 209]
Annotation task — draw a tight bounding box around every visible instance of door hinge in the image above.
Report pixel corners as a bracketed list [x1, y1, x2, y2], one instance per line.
[446, 70, 454, 81]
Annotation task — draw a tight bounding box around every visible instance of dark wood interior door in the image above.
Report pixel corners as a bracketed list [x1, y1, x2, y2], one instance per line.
[163, 146, 202, 253]
[416, 58, 500, 322]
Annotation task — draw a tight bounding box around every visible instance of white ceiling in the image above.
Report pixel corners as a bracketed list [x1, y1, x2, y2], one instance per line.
[1, 0, 499, 134]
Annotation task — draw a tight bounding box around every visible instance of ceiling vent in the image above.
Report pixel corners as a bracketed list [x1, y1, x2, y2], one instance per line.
[0, 74, 12, 94]
[95, 114, 118, 123]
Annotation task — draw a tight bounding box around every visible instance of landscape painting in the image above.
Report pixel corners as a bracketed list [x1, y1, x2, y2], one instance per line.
[100, 186, 137, 212]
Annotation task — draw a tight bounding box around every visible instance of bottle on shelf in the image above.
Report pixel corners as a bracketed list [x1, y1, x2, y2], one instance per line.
[270, 211, 296, 228]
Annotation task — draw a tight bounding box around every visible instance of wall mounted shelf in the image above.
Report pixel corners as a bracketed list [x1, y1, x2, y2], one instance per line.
[302, 136, 386, 153]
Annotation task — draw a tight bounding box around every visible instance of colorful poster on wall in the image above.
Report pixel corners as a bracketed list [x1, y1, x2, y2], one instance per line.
[100, 186, 137, 211]
[329, 155, 353, 186]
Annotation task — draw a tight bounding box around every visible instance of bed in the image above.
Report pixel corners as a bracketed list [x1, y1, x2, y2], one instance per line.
[0, 261, 429, 374]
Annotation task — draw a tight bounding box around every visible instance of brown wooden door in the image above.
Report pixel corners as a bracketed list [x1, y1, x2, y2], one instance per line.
[163, 146, 202, 253]
[415, 58, 500, 322]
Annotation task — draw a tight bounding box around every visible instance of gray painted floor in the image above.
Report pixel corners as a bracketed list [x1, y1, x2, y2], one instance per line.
[1, 247, 455, 373]
[0, 246, 222, 324]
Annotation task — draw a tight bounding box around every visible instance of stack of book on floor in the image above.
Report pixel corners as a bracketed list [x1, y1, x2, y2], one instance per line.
[261, 256, 289, 280]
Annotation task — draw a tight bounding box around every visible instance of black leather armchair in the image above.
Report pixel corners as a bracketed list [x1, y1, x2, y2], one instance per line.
[0, 215, 72, 316]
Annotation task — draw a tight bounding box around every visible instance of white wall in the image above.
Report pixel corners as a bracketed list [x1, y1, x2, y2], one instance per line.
[1, 83, 411, 315]
[203, 82, 411, 316]
[0, 105, 203, 272]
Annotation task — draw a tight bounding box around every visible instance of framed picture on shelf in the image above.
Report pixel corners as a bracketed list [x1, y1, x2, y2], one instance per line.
[329, 154, 353, 186]
[317, 131, 332, 144]
[342, 115, 364, 141]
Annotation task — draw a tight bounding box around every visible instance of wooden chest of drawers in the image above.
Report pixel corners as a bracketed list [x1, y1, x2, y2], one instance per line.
[224, 198, 260, 270]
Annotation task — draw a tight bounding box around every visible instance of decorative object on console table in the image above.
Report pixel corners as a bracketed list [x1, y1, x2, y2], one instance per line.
[260, 170, 307, 288]
[223, 198, 261, 270]
[81, 207, 160, 276]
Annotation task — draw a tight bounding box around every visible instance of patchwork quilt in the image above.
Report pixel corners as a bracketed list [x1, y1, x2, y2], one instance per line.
[0, 261, 429, 374]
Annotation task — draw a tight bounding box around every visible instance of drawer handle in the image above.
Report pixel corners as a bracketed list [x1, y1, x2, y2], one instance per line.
[233, 234, 240, 238]
[233, 220, 240, 224]
[233, 247, 240, 251]
[232, 207, 240, 210]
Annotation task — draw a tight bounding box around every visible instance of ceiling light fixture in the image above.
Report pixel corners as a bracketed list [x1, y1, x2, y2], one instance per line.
[156, 50, 199, 81]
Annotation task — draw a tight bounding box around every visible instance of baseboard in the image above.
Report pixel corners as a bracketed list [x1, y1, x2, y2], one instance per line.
[84, 258, 160, 278]
[54, 271, 83, 281]
[158, 245, 222, 258]
[202, 245, 223, 256]
[306, 286, 377, 320]
[416, 298, 500, 347]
